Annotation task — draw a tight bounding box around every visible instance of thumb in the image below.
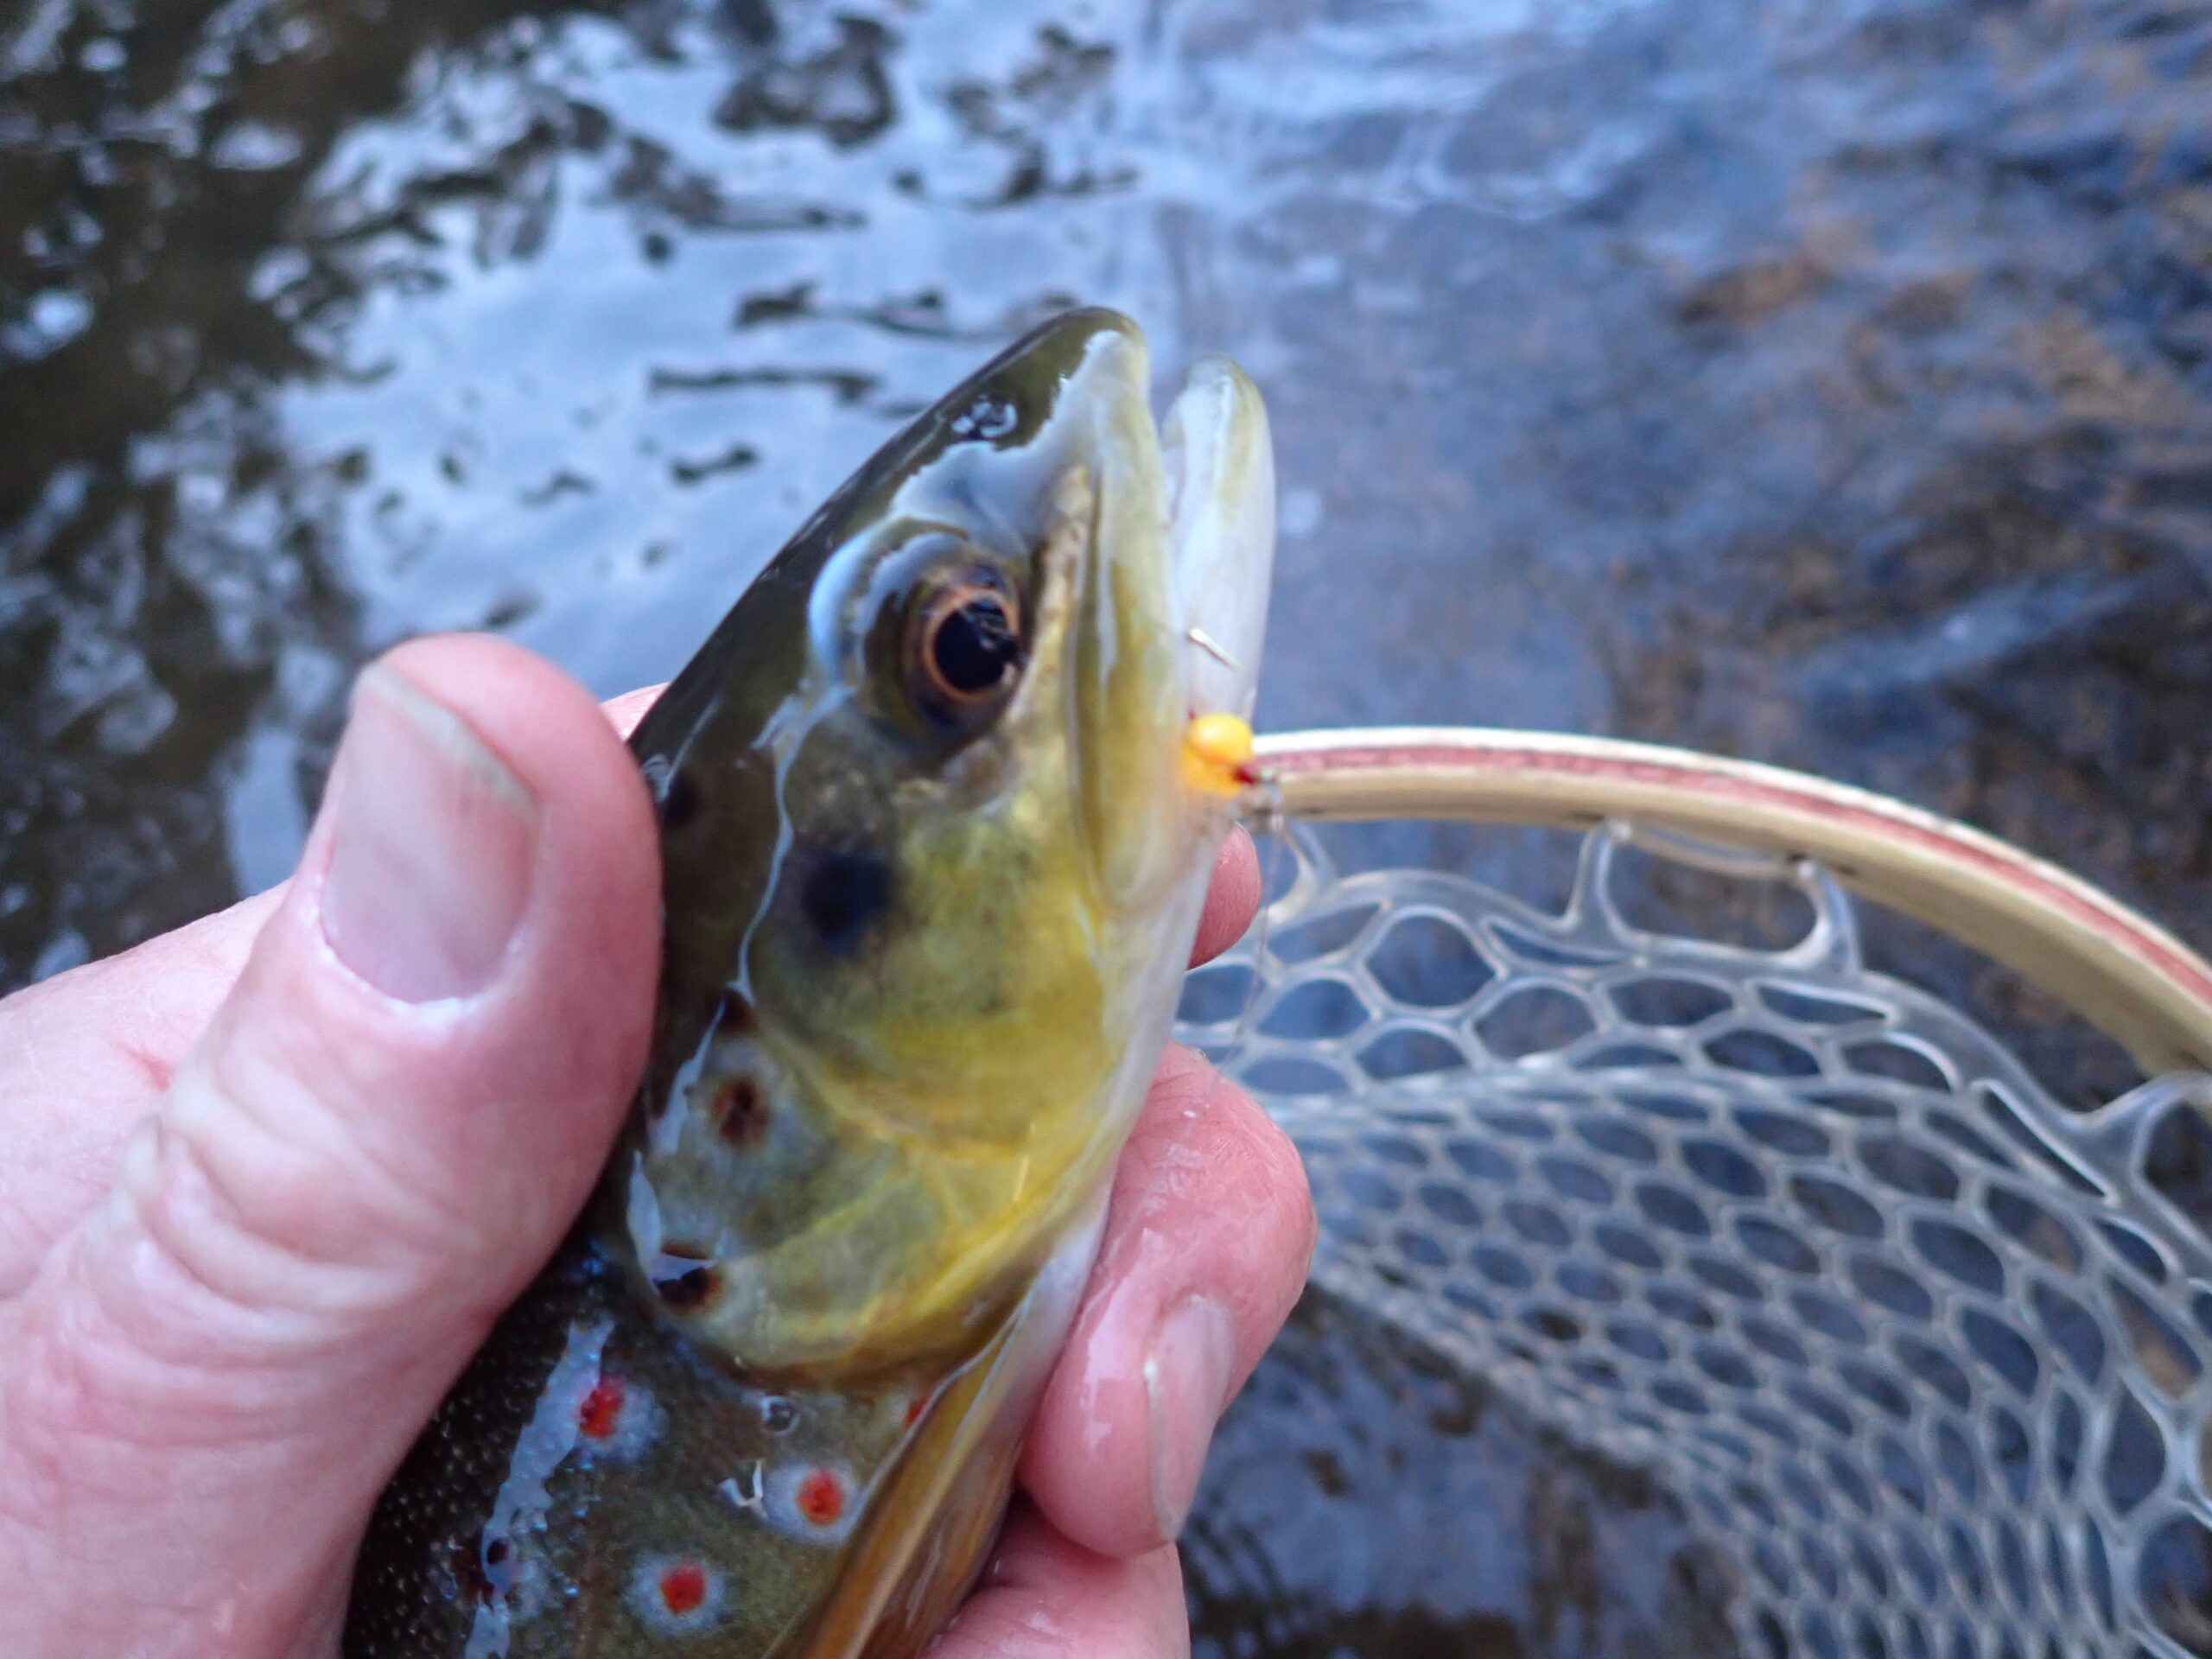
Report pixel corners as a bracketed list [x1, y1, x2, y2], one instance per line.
[0, 636, 660, 1658]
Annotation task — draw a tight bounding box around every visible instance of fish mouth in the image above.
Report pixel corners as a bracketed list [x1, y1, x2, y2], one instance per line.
[1160, 353, 1275, 726]
[1066, 318, 1274, 918]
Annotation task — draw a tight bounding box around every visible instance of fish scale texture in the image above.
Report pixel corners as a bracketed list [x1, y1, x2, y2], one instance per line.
[346, 1232, 903, 1656]
[1176, 825, 2212, 1659]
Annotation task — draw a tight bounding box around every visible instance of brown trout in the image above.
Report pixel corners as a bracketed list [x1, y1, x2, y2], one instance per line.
[343, 309, 1274, 1657]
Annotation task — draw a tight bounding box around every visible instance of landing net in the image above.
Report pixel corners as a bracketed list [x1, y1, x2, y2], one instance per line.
[1177, 728, 2212, 1659]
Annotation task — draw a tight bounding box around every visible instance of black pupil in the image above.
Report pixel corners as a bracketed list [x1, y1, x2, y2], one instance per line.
[931, 594, 1018, 695]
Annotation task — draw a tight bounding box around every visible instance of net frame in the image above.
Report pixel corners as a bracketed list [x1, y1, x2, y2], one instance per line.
[1188, 727, 2212, 1659]
[1252, 729, 2212, 1078]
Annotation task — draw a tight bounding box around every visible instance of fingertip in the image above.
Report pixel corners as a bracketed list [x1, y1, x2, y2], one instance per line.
[376, 636, 657, 854]
[601, 681, 668, 741]
[1020, 1058, 1313, 1560]
[1190, 827, 1262, 966]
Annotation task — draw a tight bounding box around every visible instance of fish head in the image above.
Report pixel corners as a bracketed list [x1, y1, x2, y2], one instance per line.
[622, 309, 1274, 1382]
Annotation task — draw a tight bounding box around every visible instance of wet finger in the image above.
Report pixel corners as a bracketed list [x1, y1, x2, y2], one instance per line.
[1019, 1046, 1313, 1559]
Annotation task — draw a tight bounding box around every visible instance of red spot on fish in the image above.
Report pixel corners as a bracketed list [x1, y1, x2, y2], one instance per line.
[902, 1389, 931, 1427]
[795, 1467, 847, 1528]
[448, 1536, 494, 1605]
[658, 1561, 708, 1616]
[579, 1377, 626, 1440]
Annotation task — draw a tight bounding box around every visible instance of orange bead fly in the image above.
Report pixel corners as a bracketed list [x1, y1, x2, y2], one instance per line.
[1181, 712, 1258, 797]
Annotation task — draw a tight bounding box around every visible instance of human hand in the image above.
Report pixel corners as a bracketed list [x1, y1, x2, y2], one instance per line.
[0, 634, 1314, 1658]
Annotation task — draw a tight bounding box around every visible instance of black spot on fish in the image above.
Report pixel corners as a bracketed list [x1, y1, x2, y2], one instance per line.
[653, 1242, 721, 1309]
[800, 849, 891, 952]
[658, 1274, 721, 1309]
[714, 1075, 767, 1145]
[711, 988, 755, 1035]
[657, 766, 700, 831]
[448, 1535, 493, 1606]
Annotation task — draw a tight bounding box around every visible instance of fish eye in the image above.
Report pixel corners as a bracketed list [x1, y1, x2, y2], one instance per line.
[907, 571, 1023, 725]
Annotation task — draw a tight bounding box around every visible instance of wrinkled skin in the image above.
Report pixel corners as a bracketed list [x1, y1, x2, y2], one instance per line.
[0, 640, 1312, 1657]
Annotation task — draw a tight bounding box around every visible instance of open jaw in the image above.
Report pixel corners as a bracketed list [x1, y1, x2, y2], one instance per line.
[1057, 313, 1278, 929]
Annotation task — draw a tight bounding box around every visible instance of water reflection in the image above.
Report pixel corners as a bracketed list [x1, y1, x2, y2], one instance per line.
[5, 0, 2211, 1650]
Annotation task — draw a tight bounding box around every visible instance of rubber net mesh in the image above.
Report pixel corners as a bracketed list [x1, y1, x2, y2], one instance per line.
[1173, 821, 2212, 1659]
